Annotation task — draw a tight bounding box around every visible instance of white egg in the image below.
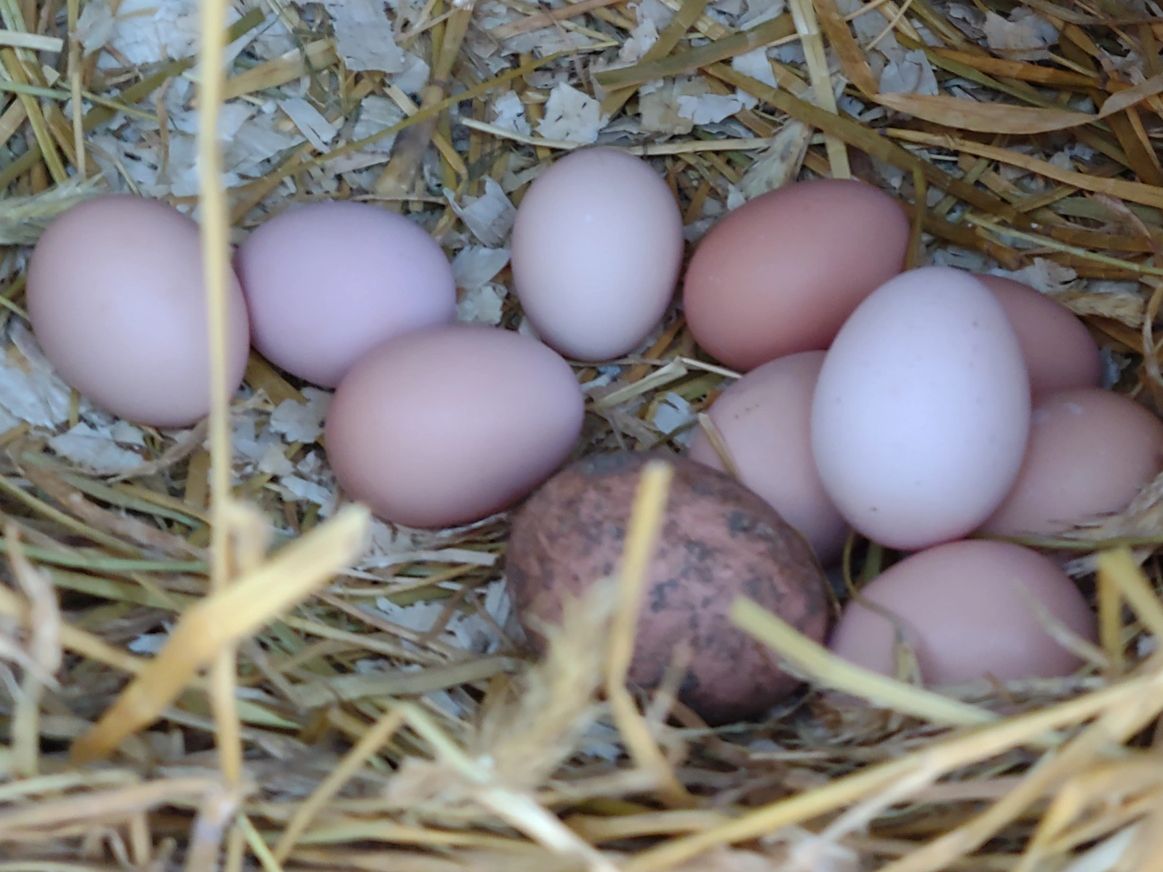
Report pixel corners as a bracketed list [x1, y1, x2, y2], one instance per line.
[810, 267, 1031, 551]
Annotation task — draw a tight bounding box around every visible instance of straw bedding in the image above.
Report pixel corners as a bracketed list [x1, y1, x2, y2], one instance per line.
[1, 0, 1163, 869]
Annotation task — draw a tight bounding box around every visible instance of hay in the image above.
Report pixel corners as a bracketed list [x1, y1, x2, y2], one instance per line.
[2, 0, 1163, 869]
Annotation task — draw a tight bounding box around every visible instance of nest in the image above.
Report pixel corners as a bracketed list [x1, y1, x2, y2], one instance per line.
[2, 0, 1163, 869]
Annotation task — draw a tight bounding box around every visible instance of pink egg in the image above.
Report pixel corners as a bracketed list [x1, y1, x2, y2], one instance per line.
[510, 147, 684, 361]
[981, 388, 1163, 537]
[324, 325, 584, 528]
[688, 351, 848, 563]
[828, 540, 1096, 685]
[26, 195, 251, 428]
[236, 201, 455, 388]
[976, 274, 1101, 396]
[810, 267, 1031, 551]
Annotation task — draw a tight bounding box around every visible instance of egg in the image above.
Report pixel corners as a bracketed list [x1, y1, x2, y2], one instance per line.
[682, 178, 910, 371]
[981, 388, 1163, 537]
[25, 194, 250, 428]
[236, 200, 456, 388]
[510, 147, 684, 361]
[688, 351, 848, 564]
[324, 324, 584, 528]
[505, 450, 830, 725]
[976, 274, 1101, 395]
[828, 541, 1096, 685]
[811, 267, 1031, 551]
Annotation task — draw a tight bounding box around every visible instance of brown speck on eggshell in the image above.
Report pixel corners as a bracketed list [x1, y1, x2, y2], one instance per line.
[505, 450, 830, 725]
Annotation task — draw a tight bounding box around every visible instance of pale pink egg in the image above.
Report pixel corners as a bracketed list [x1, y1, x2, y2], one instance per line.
[981, 388, 1163, 537]
[976, 274, 1101, 396]
[236, 200, 455, 388]
[324, 325, 584, 528]
[26, 195, 250, 428]
[688, 351, 848, 563]
[829, 540, 1096, 685]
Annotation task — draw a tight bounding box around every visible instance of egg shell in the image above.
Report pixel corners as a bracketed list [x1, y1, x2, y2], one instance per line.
[981, 388, 1163, 537]
[510, 147, 684, 361]
[828, 540, 1096, 685]
[810, 267, 1031, 551]
[236, 201, 456, 388]
[687, 351, 848, 564]
[324, 324, 584, 528]
[682, 178, 910, 371]
[977, 274, 1101, 396]
[505, 450, 830, 725]
[26, 195, 250, 428]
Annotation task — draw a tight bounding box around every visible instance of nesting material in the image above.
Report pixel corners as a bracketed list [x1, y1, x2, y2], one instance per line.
[2, 0, 1163, 870]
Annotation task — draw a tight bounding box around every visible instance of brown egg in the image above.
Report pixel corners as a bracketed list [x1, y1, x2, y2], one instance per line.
[980, 388, 1163, 537]
[828, 540, 1096, 686]
[682, 178, 909, 371]
[976, 274, 1101, 396]
[505, 450, 830, 725]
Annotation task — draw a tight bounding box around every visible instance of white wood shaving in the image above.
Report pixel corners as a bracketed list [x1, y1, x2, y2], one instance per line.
[536, 83, 606, 145]
[316, 0, 408, 73]
[452, 246, 510, 290]
[352, 95, 406, 153]
[879, 49, 939, 96]
[0, 322, 72, 430]
[257, 443, 296, 477]
[446, 178, 516, 247]
[457, 284, 508, 325]
[991, 258, 1079, 295]
[489, 92, 532, 137]
[983, 8, 1059, 60]
[77, 0, 246, 67]
[277, 475, 337, 512]
[48, 422, 145, 475]
[640, 82, 696, 135]
[677, 91, 750, 125]
[616, 3, 661, 66]
[270, 388, 331, 445]
[651, 392, 693, 436]
[279, 98, 339, 151]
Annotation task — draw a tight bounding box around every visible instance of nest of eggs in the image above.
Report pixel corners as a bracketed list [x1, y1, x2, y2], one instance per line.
[3, 0, 1163, 869]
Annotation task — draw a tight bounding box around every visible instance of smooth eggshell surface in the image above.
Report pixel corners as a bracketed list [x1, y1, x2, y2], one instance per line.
[26, 195, 250, 428]
[977, 274, 1101, 396]
[683, 178, 910, 371]
[828, 540, 1096, 685]
[510, 147, 684, 361]
[506, 450, 830, 725]
[236, 201, 455, 388]
[688, 351, 848, 564]
[811, 267, 1031, 551]
[324, 325, 584, 528]
[981, 388, 1163, 537]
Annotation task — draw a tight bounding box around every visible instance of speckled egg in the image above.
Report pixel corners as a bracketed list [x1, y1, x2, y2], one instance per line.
[505, 450, 830, 725]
